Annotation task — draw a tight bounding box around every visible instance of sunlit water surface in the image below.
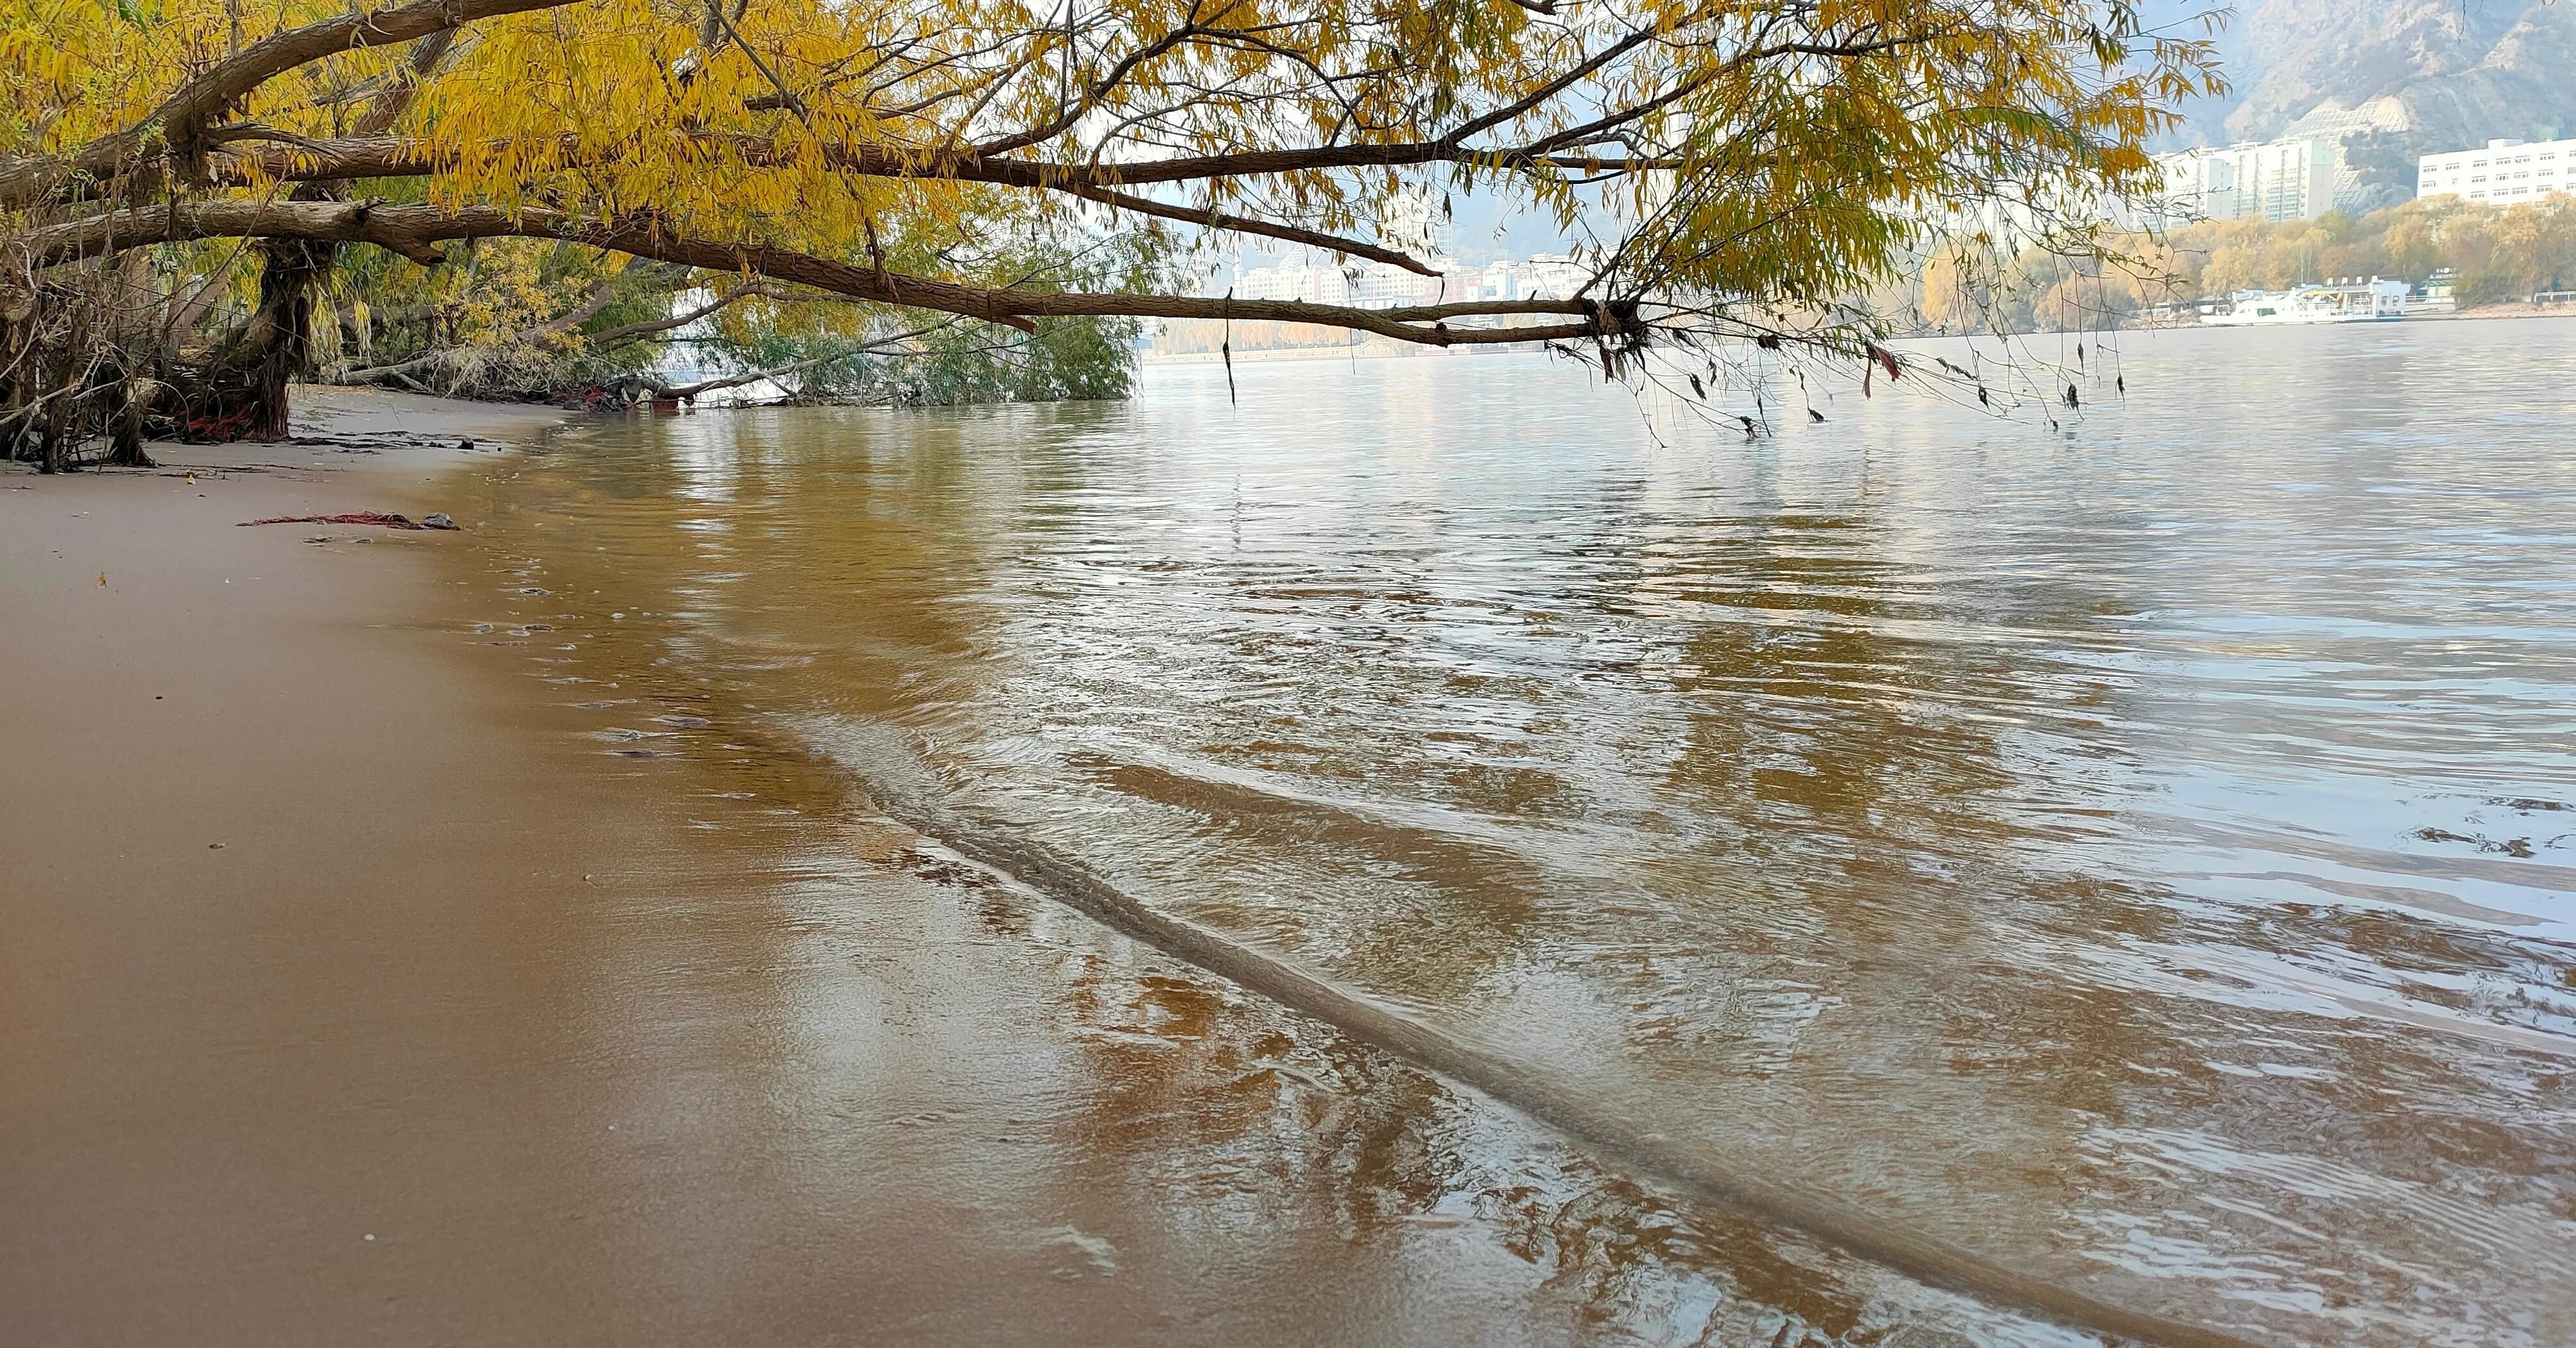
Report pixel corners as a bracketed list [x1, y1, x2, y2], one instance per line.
[455, 319, 2576, 1346]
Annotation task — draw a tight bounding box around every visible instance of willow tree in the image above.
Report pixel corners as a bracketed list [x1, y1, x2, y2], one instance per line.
[1, 0, 2218, 461]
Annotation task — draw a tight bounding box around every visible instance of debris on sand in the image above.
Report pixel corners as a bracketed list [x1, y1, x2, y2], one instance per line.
[237, 511, 459, 531]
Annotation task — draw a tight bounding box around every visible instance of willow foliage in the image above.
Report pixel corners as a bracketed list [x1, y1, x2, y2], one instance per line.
[3, 0, 2223, 450]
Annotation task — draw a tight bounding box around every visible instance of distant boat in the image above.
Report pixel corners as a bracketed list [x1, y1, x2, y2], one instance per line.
[2202, 279, 2409, 326]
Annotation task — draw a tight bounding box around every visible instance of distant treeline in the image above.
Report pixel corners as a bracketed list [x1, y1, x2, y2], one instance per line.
[1893, 195, 2576, 335]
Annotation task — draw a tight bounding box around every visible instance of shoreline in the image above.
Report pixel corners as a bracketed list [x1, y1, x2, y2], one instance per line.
[1150, 301, 2576, 365]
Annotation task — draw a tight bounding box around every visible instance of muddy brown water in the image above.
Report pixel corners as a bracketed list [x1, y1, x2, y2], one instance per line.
[436, 321, 2573, 1346]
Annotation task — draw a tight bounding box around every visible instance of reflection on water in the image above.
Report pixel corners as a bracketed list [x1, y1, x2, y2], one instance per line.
[450, 319, 2576, 1346]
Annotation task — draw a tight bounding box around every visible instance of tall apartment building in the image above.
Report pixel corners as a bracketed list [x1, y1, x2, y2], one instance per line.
[2153, 137, 2338, 223]
[2417, 138, 2576, 205]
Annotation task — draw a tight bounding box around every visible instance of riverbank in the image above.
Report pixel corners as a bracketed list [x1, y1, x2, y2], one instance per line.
[3, 388, 1839, 1343]
[0, 388, 624, 1338]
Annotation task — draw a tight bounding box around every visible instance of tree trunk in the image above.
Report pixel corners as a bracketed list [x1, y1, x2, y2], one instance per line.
[173, 186, 345, 442]
[38, 304, 85, 472]
[38, 379, 68, 473]
[186, 232, 335, 439]
[105, 376, 154, 467]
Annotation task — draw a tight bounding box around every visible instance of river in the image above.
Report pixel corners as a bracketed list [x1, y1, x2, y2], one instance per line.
[445, 317, 2576, 1347]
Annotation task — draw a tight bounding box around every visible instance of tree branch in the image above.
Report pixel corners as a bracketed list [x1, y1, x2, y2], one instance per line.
[583, 283, 785, 349]
[225, 134, 1444, 272]
[26, 199, 1607, 347]
[228, 128, 1663, 201]
[1066, 185, 1434, 274]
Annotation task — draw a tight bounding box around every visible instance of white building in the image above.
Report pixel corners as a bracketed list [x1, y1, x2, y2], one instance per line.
[1234, 254, 1588, 311]
[2154, 137, 2339, 223]
[1343, 259, 1490, 309]
[1232, 261, 1350, 305]
[1474, 253, 1591, 302]
[1349, 262, 1430, 310]
[2417, 137, 2576, 205]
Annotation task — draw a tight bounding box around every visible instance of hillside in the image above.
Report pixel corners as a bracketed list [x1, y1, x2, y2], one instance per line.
[2150, 0, 2576, 210]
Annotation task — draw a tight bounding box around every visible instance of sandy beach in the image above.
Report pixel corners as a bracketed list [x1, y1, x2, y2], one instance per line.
[0, 390, 1696, 1344]
[1, 390, 654, 1340]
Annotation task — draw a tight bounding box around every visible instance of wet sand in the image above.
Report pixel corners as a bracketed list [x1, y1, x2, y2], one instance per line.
[3, 390, 1913, 1344]
[0, 390, 636, 1340]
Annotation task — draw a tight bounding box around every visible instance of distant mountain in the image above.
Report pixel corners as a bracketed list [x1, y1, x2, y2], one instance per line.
[2146, 0, 2576, 210]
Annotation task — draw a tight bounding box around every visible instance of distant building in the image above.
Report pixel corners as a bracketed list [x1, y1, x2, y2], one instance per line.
[1473, 253, 1590, 302]
[2418, 268, 2458, 313]
[1345, 259, 1484, 309]
[1232, 254, 1591, 312]
[1347, 263, 1426, 310]
[2275, 96, 2415, 214]
[1233, 262, 1349, 306]
[1425, 262, 1484, 305]
[2417, 137, 2576, 205]
[2153, 137, 2339, 223]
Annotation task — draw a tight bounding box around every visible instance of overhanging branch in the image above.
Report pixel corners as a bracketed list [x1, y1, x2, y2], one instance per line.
[25, 200, 1610, 348]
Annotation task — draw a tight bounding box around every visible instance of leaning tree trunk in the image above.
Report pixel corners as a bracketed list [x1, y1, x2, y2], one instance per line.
[178, 226, 339, 441]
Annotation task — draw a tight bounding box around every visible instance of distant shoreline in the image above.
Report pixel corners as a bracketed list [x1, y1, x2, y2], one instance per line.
[2122, 302, 2576, 334]
[1143, 343, 1525, 366]
[1150, 300, 2576, 365]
